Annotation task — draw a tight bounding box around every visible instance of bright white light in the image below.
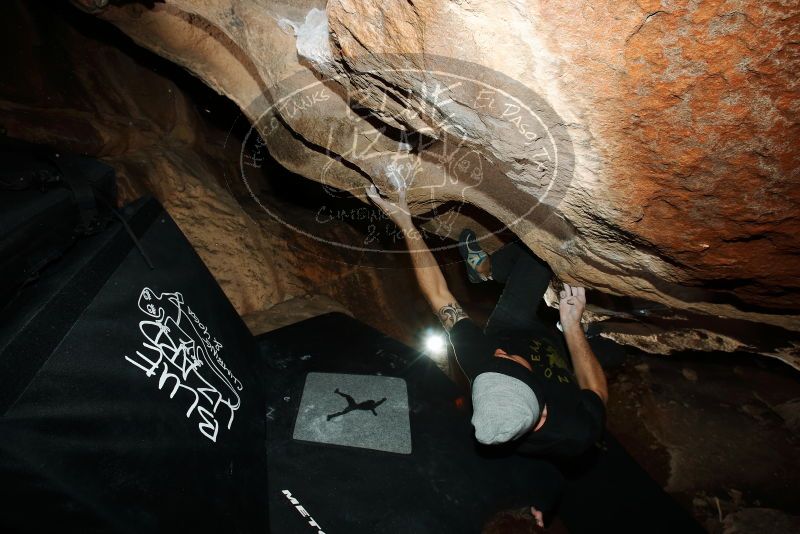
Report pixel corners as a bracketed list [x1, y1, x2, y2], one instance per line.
[424, 333, 447, 356]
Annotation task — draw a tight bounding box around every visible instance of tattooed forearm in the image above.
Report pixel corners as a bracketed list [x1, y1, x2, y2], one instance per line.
[437, 303, 468, 331]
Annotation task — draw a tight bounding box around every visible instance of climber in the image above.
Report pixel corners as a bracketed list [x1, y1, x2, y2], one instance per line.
[366, 184, 608, 460]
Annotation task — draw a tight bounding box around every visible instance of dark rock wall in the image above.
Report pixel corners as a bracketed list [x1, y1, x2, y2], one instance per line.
[0, 0, 431, 344]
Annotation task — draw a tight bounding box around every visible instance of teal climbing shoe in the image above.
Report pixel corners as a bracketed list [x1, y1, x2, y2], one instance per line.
[459, 229, 489, 283]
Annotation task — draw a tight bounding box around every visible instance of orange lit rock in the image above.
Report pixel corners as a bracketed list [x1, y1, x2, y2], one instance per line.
[64, 0, 800, 364]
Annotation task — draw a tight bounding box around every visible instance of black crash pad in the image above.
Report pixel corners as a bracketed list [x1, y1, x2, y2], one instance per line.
[257, 313, 565, 533]
[0, 197, 269, 534]
[257, 313, 705, 534]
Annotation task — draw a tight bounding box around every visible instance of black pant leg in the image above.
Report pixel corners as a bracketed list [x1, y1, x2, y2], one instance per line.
[484, 242, 553, 336]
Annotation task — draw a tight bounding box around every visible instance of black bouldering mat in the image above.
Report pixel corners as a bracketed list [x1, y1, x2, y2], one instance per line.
[256, 313, 565, 533]
[257, 313, 705, 534]
[0, 197, 269, 534]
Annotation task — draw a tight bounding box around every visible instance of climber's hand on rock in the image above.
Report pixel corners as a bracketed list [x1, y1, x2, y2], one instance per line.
[559, 283, 586, 333]
[530, 506, 544, 528]
[366, 184, 413, 228]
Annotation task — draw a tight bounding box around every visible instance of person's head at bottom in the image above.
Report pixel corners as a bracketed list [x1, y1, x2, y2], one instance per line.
[471, 349, 544, 446]
[471, 351, 548, 528]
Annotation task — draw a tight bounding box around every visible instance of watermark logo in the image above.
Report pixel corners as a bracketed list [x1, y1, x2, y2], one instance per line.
[237, 54, 573, 258]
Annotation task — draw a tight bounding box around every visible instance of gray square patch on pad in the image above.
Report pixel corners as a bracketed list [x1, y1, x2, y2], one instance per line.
[292, 373, 411, 454]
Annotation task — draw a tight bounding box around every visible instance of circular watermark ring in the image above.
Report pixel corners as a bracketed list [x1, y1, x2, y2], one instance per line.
[236, 53, 574, 256]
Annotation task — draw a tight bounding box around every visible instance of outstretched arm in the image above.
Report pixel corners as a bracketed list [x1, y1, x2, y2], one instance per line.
[366, 186, 466, 331]
[559, 283, 608, 405]
[334, 389, 355, 404]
